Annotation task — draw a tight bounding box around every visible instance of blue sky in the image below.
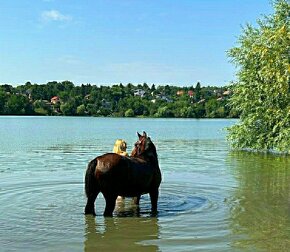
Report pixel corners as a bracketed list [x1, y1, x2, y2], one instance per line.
[0, 0, 273, 87]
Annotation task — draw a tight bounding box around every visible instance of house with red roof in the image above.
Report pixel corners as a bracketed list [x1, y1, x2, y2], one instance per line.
[50, 96, 60, 104]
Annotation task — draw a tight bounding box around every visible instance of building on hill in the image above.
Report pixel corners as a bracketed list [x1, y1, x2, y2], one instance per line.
[50, 96, 60, 104]
[188, 90, 194, 98]
[176, 90, 184, 96]
[134, 89, 146, 97]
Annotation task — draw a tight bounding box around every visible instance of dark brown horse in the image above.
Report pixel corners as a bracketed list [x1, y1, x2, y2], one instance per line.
[84, 132, 162, 216]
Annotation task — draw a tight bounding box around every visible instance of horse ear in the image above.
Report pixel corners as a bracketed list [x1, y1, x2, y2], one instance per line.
[143, 131, 147, 138]
[137, 132, 142, 139]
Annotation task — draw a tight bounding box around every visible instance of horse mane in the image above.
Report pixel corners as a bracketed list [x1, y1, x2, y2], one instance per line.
[146, 141, 159, 168]
[145, 140, 158, 158]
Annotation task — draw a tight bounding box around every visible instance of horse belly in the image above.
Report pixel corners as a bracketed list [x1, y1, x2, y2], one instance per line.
[119, 172, 153, 197]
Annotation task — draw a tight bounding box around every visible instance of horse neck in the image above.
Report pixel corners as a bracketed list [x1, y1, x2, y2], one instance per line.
[139, 148, 159, 168]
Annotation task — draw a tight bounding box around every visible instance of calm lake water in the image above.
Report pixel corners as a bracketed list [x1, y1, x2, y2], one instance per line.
[0, 116, 289, 251]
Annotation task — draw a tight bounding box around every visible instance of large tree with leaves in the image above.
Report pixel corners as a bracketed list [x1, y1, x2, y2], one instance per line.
[227, 0, 290, 153]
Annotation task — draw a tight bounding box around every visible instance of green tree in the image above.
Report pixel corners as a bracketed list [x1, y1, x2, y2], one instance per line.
[86, 103, 98, 116]
[227, 0, 290, 153]
[0, 81, 237, 118]
[5, 94, 30, 115]
[76, 104, 86, 116]
[155, 106, 174, 118]
[58, 91, 70, 102]
[0, 87, 7, 114]
[205, 99, 227, 118]
[33, 99, 52, 115]
[125, 108, 134, 117]
[60, 100, 77, 116]
[205, 99, 219, 118]
[195, 82, 201, 101]
[186, 106, 196, 118]
[194, 103, 206, 118]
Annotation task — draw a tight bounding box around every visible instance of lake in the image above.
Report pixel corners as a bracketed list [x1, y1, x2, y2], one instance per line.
[0, 116, 289, 251]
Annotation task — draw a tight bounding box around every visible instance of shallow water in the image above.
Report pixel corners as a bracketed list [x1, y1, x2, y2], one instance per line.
[0, 117, 289, 251]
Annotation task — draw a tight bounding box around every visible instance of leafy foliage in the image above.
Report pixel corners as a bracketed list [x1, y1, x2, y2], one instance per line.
[227, 0, 290, 153]
[0, 81, 235, 118]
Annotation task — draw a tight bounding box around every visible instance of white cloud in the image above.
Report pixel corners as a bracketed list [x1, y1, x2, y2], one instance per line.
[41, 10, 72, 22]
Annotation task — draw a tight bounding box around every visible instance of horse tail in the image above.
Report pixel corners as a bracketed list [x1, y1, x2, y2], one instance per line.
[85, 157, 99, 198]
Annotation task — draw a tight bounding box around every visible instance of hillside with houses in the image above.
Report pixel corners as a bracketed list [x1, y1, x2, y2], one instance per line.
[0, 81, 239, 118]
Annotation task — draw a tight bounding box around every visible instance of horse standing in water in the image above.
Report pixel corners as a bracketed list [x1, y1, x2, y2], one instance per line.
[84, 132, 162, 216]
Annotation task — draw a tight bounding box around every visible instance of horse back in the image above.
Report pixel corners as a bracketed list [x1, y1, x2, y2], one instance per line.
[95, 153, 149, 173]
[93, 153, 159, 196]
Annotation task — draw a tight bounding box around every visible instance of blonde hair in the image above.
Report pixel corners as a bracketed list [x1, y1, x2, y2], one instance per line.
[113, 139, 128, 156]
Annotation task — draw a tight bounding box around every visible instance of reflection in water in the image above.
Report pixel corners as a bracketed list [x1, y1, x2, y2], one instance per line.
[227, 151, 290, 251]
[84, 215, 159, 252]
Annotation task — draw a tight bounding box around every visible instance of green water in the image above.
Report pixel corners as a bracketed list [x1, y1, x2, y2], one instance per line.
[0, 117, 289, 251]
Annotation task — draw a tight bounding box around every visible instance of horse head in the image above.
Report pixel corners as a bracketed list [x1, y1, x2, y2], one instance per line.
[131, 131, 157, 161]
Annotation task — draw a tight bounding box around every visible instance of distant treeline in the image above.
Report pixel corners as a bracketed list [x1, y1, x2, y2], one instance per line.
[0, 81, 239, 118]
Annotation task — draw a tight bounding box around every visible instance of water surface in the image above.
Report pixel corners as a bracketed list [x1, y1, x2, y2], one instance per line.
[0, 117, 289, 251]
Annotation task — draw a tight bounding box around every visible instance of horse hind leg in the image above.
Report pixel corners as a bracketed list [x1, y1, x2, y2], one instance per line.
[85, 192, 99, 216]
[84, 159, 100, 216]
[103, 194, 118, 217]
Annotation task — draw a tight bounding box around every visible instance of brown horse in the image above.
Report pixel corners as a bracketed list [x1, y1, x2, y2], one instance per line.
[84, 132, 162, 216]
